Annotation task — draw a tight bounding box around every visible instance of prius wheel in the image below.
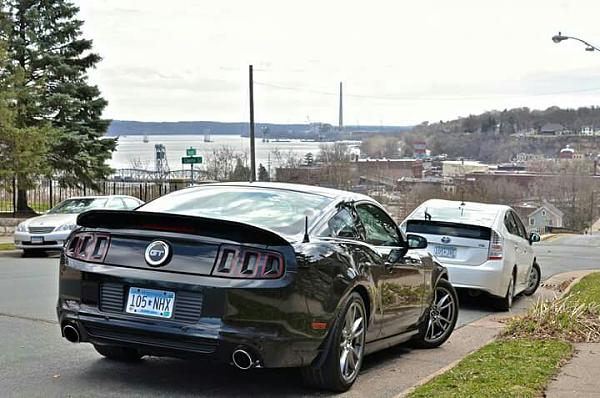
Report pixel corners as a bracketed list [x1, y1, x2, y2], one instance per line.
[94, 344, 143, 362]
[302, 292, 366, 392]
[413, 279, 458, 348]
[494, 273, 515, 311]
[523, 262, 541, 296]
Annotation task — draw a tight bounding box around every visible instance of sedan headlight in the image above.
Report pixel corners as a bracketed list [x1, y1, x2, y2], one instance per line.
[56, 223, 77, 232]
[16, 222, 28, 232]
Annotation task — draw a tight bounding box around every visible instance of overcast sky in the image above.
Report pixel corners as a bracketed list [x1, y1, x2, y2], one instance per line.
[75, 0, 600, 126]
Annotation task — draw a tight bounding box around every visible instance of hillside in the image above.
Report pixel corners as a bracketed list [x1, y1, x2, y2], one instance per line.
[404, 106, 600, 162]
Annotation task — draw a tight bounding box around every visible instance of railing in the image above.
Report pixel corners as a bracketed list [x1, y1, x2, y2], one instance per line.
[0, 178, 190, 216]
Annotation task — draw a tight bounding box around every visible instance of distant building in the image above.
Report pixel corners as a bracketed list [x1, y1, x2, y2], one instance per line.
[539, 123, 566, 136]
[413, 140, 427, 159]
[442, 160, 489, 177]
[528, 201, 564, 233]
[559, 145, 575, 160]
[357, 158, 423, 179]
[580, 126, 595, 136]
[516, 153, 545, 162]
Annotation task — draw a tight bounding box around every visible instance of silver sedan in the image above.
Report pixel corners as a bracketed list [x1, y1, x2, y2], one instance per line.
[14, 195, 143, 255]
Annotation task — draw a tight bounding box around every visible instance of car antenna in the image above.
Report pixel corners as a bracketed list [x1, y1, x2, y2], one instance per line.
[424, 208, 432, 221]
[302, 216, 310, 243]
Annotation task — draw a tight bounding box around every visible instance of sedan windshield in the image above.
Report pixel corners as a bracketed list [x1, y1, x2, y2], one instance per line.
[138, 186, 333, 236]
[49, 198, 108, 214]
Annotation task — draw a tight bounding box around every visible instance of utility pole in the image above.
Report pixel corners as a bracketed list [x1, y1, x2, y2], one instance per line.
[249, 65, 256, 182]
[338, 82, 343, 129]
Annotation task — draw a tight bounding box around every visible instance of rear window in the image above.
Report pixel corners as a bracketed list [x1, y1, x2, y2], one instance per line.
[138, 186, 332, 236]
[406, 220, 491, 240]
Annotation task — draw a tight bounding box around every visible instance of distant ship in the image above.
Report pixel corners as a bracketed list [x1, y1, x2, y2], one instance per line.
[203, 133, 212, 143]
[143, 134, 149, 143]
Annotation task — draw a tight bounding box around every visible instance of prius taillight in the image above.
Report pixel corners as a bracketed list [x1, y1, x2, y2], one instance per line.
[212, 245, 284, 279]
[65, 232, 111, 263]
[488, 230, 504, 260]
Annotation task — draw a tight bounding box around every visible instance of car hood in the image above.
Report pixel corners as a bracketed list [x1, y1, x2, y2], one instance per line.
[26, 213, 78, 227]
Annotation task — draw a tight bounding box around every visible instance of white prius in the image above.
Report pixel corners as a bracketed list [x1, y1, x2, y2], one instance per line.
[401, 199, 541, 310]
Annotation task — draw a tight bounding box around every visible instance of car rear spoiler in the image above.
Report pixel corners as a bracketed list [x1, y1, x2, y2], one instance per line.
[76, 210, 290, 246]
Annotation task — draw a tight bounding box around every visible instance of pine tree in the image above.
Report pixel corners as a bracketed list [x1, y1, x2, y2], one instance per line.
[0, 40, 56, 212]
[258, 163, 269, 181]
[0, 1, 116, 210]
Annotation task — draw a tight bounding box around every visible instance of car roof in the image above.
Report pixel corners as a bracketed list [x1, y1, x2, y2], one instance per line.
[63, 195, 140, 200]
[406, 199, 510, 227]
[183, 182, 373, 202]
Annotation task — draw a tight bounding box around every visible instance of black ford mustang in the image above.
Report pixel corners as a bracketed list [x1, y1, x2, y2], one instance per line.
[57, 182, 458, 391]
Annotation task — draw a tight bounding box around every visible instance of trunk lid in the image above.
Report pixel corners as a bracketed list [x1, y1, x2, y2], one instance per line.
[406, 220, 491, 266]
[75, 210, 291, 276]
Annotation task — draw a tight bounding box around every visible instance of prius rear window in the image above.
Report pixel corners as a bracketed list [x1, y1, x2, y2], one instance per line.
[406, 220, 491, 240]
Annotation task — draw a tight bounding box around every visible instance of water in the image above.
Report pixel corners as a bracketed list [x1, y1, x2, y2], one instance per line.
[108, 135, 360, 172]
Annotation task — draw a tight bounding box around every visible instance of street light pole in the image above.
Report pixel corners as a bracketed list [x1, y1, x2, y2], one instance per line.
[552, 32, 600, 52]
[249, 65, 256, 182]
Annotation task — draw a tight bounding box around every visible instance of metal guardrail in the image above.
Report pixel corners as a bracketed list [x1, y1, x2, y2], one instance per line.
[0, 178, 189, 216]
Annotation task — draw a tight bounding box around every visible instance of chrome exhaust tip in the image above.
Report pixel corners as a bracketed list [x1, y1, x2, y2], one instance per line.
[232, 349, 253, 370]
[63, 324, 80, 343]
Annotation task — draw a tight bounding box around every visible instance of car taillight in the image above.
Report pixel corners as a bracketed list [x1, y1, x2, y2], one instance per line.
[65, 232, 111, 263]
[212, 245, 285, 279]
[488, 230, 503, 260]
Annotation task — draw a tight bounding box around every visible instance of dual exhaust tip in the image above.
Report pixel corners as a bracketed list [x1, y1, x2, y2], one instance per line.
[62, 324, 80, 343]
[232, 349, 257, 370]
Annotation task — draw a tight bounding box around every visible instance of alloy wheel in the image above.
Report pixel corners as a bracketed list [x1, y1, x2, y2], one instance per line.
[507, 277, 515, 307]
[527, 267, 540, 291]
[425, 285, 457, 343]
[338, 301, 365, 383]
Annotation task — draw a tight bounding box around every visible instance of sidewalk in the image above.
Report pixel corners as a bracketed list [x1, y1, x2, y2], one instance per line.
[546, 343, 600, 397]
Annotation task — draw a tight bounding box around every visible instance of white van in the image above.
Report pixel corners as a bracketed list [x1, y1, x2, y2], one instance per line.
[401, 199, 541, 310]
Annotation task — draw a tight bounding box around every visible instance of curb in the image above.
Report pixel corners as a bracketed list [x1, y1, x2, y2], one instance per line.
[0, 250, 21, 257]
[395, 269, 600, 398]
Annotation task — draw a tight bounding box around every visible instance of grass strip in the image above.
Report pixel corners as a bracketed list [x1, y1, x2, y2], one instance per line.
[568, 272, 600, 305]
[0, 242, 16, 251]
[408, 338, 572, 398]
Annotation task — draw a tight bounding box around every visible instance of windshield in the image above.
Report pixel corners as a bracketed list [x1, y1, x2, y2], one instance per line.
[138, 186, 333, 236]
[49, 198, 108, 214]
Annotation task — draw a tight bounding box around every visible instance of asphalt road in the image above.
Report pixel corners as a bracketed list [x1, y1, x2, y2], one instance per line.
[0, 234, 598, 397]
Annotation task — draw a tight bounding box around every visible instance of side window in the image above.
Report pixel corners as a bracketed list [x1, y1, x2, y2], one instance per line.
[319, 208, 359, 239]
[512, 212, 528, 239]
[123, 198, 142, 209]
[504, 212, 519, 236]
[355, 203, 400, 246]
[105, 198, 126, 210]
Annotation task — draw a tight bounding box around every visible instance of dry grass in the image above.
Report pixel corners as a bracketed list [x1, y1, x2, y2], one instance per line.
[504, 281, 600, 343]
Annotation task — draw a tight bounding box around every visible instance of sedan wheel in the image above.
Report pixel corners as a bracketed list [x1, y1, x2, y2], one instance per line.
[412, 278, 458, 348]
[523, 263, 541, 296]
[302, 292, 366, 392]
[339, 301, 366, 383]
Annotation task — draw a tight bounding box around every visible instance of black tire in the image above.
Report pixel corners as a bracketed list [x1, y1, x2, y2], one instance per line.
[412, 278, 458, 349]
[493, 273, 515, 311]
[94, 344, 143, 362]
[302, 292, 367, 392]
[522, 262, 541, 296]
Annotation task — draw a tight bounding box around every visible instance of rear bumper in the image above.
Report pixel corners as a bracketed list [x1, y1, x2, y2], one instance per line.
[443, 259, 510, 297]
[57, 257, 324, 368]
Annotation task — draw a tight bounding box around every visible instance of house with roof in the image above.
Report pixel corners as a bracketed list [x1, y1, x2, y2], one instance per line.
[539, 123, 566, 136]
[528, 201, 564, 233]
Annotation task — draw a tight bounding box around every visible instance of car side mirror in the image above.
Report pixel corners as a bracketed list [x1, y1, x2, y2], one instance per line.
[529, 232, 541, 244]
[407, 234, 428, 249]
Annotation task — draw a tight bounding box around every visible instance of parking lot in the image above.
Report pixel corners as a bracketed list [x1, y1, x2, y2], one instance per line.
[1, 234, 598, 397]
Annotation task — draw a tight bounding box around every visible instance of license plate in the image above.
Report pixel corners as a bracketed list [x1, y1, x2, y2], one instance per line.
[434, 245, 457, 259]
[31, 236, 44, 244]
[126, 287, 175, 318]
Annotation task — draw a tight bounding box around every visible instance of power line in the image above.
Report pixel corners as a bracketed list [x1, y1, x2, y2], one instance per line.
[255, 80, 600, 102]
